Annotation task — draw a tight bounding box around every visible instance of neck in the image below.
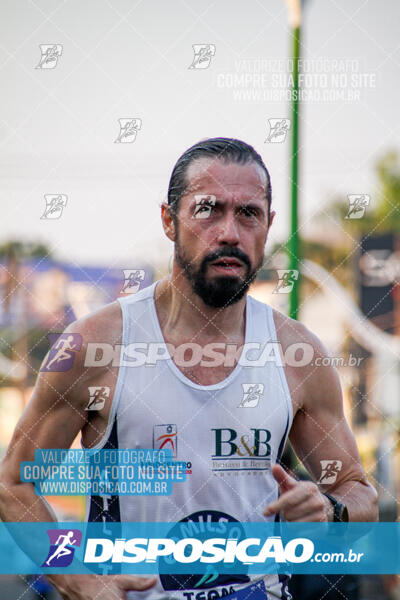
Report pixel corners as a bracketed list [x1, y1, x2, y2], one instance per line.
[154, 269, 247, 342]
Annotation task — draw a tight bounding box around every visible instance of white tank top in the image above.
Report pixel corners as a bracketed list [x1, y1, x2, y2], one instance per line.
[85, 281, 293, 600]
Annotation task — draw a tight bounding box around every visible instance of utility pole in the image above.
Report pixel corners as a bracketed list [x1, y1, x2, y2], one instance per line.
[286, 0, 302, 320]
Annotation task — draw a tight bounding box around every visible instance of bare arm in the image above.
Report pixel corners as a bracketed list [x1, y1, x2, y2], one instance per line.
[0, 305, 156, 599]
[289, 347, 378, 521]
[266, 316, 378, 522]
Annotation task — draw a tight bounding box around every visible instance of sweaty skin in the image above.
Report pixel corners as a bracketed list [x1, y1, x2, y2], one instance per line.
[0, 159, 378, 599]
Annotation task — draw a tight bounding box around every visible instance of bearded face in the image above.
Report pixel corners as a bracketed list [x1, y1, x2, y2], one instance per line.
[175, 241, 262, 308]
[167, 159, 272, 308]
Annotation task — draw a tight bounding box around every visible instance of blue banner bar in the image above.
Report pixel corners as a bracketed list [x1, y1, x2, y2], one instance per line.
[0, 522, 398, 574]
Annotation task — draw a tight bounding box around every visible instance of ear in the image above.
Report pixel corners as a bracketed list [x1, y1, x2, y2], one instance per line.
[264, 210, 276, 245]
[161, 203, 176, 242]
[268, 210, 276, 228]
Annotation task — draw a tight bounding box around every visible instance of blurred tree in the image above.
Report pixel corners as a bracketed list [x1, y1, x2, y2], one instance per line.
[296, 150, 400, 288]
[0, 240, 52, 388]
[375, 150, 400, 232]
[259, 150, 400, 298]
[318, 149, 400, 238]
[0, 240, 51, 259]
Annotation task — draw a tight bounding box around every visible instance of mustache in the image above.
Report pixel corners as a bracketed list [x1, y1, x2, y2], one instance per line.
[201, 247, 251, 270]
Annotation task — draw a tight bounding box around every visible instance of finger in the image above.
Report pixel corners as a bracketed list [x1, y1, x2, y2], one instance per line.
[271, 464, 297, 493]
[281, 500, 327, 522]
[288, 511, 328, 522]
[264, 485, 311, 516]
[117, 575, 157, 591]
[264, 492, 294, 516]
[264, 493, 294, 516]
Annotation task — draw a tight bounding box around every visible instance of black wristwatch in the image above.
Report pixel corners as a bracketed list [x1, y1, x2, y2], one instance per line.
[323, 493, 349, 522]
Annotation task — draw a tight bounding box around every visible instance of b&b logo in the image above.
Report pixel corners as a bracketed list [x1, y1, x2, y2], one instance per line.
[42, 529, 82, 567]
[212, 428, 271, 458]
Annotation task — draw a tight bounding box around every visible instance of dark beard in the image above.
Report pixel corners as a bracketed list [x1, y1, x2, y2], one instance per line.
[175, 244, 261, 308]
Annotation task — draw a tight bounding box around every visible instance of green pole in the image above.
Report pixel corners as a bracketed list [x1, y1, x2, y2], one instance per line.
[288, 25, 301, 320]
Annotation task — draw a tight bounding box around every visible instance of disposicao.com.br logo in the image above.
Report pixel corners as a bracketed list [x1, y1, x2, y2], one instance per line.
[82, 536, 362, 566]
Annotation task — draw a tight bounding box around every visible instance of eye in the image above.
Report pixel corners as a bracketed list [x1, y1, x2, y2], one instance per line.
[239, 206, 258, 217]
[193, 202, 215, 218]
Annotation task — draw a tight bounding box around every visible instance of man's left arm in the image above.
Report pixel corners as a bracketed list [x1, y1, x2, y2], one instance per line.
[265, 332, 378, 522]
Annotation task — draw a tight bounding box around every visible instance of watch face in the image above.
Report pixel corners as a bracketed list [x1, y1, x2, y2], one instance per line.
[335, 502, 349, 522]
[340, 505, 349, 522]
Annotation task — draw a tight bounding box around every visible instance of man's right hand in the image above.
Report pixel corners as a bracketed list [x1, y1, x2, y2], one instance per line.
[47, 573, 157, 599]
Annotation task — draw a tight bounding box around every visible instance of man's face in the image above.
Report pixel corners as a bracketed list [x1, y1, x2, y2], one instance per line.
[172, 158, 273, 308]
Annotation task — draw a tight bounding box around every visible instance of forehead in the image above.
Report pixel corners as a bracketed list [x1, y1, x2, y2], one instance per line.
[184, 158, 267, 200]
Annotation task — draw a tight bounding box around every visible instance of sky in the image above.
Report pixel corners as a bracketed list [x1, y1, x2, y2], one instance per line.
[1, 0, 400, 269]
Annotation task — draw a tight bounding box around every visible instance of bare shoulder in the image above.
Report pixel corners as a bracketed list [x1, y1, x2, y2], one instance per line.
[65, 300, 122, 346]
[0, 301, 124, 477]
[272, 308, 323, 351]
[271, 307, 342, 414]
[38, 299, 123, 407]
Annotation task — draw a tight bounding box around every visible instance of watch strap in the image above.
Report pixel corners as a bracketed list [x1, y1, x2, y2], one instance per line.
[323, 492, 349, 522]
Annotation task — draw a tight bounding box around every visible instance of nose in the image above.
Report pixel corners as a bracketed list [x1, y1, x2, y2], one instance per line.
[216, 213, 240, 246]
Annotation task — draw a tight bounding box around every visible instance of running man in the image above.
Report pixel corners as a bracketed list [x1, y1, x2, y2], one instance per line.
[0, 138, 378, 600]
[41, 194, 65, 219]
[346, 194, 369, 218]
[274, 270, 297, 293]
[189, 44, 213, 69]
[45, 531, 77, 567]
[121, 269, 144, 293]
[43, 334, 78, 371]
[36, 45, 59, 68]
[266, 120, 290, 143]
